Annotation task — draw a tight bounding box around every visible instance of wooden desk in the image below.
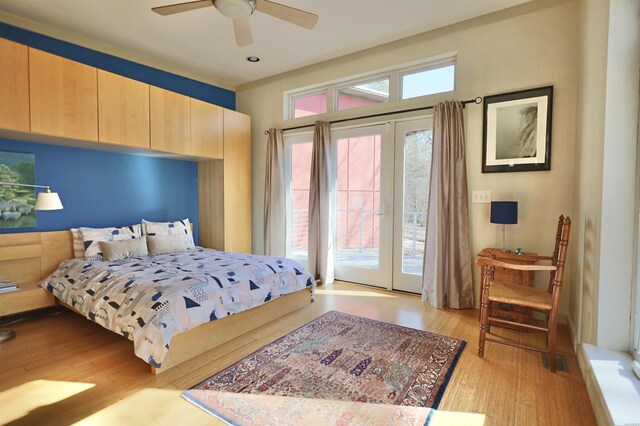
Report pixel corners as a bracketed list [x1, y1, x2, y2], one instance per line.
[478, 248, 537, 324]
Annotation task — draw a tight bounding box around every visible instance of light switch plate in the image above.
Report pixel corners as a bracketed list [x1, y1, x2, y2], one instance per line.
[472, 190, 491, 203]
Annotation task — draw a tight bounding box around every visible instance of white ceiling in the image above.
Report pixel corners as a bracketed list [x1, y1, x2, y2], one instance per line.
[0, 0, 530, 89]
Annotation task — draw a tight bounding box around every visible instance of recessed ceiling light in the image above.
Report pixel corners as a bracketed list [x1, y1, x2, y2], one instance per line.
[246, 56, 260, 63]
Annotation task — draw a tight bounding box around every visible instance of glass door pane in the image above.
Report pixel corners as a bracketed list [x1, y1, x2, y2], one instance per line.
[393, 118, 433, 293]
[285, 133, 313, 268]
[333, 124, 392, 288]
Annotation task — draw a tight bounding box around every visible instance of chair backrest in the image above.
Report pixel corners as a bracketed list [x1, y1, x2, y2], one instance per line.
[548, 216, 571, 295]
[546, 215, 565, 292]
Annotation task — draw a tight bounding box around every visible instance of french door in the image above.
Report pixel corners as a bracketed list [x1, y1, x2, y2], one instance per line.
[392, 118, 432, 293]
[332, 124, 394, 288]
[284, 118, 433, 294]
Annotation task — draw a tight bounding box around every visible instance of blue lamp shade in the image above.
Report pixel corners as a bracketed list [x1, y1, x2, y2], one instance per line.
[490, 201, 518, 225]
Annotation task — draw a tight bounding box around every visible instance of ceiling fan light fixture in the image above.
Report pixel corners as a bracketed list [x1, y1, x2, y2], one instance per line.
[214, 0, 255, 19]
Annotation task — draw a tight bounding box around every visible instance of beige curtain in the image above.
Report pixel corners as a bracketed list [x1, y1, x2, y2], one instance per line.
[263, 128, 286, 257]
[422, 101, 474, 309]
[308, 121, 334, 284]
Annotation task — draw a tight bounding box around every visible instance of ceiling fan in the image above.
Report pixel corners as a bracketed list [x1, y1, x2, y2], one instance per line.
[152, 0, 318, 47]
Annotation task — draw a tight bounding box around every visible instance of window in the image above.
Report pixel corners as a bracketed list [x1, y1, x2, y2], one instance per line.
[284, 54, 456, 119]
[401, 64, 455, 100]
[337, 77, 389, 111]
[284, 133, 313, 262]
[291, 90, 327, 118]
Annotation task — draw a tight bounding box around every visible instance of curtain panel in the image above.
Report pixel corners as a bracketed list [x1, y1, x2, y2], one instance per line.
[422, 101, 474, 309]
[263, 128, 286, 257]
[308, 121, 334, 284]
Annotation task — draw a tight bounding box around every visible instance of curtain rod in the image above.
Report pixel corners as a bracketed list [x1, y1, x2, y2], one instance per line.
[264, 96, 483, 135]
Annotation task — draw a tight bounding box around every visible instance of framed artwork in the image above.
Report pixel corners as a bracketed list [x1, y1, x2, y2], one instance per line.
[0, 151, 36, 229]
[482, 86, 553, 173]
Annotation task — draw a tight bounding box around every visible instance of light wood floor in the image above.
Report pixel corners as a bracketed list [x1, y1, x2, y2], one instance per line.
[0, 281, 596, 425]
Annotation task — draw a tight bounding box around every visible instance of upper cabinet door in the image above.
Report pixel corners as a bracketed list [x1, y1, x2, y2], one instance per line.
[150, 86, 190, 155]
[0, 39, 29, 132]
[29, 48, 98, 140]
[222, 109, 252, 253]
[191, 98, 223, 159]
[98, 70, 150, 149]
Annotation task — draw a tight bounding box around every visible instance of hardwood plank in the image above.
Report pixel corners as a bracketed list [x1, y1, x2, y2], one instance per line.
[0, 281, 596, 426]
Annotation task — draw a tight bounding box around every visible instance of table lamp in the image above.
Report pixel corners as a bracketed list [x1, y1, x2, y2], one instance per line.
[490, 201, 518, 251]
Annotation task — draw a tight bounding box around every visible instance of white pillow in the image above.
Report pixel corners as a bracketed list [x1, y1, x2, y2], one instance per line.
[79, 224, 142, 261]
[147, 234, 188, 256]
[70, 228, 85, 259]
[99, 238, 149, 261]
[141, 218, 195, 250]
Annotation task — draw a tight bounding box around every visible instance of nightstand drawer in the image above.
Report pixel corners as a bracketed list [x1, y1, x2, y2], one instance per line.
[0, 288, 54, 316]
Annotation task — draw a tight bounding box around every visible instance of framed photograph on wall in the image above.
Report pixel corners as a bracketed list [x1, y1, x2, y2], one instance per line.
[0, 151, 37, 229]
[482, 86, 553, 173]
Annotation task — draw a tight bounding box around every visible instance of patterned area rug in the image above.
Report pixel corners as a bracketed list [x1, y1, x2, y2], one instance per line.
[182, 311, 466, 425]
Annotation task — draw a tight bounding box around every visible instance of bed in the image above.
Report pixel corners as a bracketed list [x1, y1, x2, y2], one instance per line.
[0, 230, 315, 374]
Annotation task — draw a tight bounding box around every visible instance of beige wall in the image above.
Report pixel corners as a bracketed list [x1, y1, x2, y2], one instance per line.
[237, 0, 579, 314]
[571, 0, 640, 351]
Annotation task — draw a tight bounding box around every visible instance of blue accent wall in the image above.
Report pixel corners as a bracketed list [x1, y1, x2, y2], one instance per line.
[0, 139, 198, 241]
[0, 22, 235, 110]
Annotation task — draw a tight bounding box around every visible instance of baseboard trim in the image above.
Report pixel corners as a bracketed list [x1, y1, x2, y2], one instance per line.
[576, 344, 613, 426]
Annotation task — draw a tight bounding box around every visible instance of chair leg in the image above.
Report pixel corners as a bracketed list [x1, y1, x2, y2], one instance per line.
[548, 312, 558, 373]
[478, 270, 491, 358]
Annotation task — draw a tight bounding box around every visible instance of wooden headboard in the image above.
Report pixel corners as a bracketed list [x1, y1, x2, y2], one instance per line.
[0, 230, 73, 316]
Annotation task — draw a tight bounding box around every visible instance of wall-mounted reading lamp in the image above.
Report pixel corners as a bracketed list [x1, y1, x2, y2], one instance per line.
[0, 182, 63, 210]
[0, 181, 63, 344]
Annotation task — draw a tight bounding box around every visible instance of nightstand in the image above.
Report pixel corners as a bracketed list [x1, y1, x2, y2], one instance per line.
[477, 248, 538, 324]
[0, 285, 54, 317]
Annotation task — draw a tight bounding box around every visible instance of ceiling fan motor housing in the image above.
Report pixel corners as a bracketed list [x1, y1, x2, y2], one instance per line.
[214, 0, 256, 19]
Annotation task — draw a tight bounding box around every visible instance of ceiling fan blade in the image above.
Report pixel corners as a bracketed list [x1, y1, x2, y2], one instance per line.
[233, 18, 254, 47]
[255, 0, 318, 29]
[152, 0, 213, 16]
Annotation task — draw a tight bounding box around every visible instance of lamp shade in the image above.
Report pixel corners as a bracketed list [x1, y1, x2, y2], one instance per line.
[35, 191, 63, 211]
[490, 201, 518, 225]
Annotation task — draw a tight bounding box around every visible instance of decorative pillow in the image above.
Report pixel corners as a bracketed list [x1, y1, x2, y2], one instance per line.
[142, 218, 195, 250]
[147, 234, 187, 256]
[79, 225, 142, 261]
[70, 228, 85, 259]
[99, 238, 148, 262]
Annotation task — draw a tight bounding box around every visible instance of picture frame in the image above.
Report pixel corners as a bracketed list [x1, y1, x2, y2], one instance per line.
[0, 151, 37, 229]
[482, 86, 553, 173]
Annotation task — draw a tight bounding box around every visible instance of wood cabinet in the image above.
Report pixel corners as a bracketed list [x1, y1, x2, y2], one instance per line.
[98, 70, 150, 149]
[0, 232, 67, 317]
[198, 110, 252, 253]
[191, 98, 223, 159]
[0, 39, 29, 132]
[150, 86, 191, 155]
[29, 48, 98, 140]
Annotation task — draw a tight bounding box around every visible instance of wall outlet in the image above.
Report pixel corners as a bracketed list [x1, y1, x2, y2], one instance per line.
[472, 190, 491, 204]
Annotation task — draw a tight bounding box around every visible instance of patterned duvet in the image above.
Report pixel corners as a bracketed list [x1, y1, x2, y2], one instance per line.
[41, 248, 315, 368]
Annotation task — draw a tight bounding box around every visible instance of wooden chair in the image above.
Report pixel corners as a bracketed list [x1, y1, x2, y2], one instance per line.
[476, 215, 571, 372]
